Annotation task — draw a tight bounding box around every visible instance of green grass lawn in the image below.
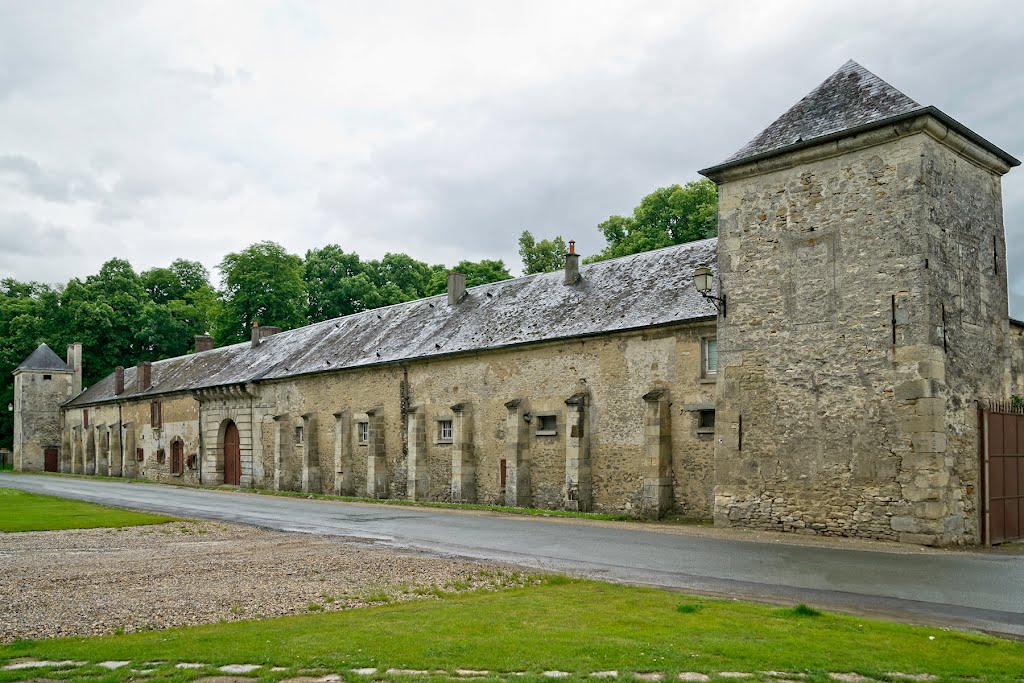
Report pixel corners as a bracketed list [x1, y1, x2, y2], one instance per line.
[2, 579, 1022, 682]
[0, 487, 177, 532]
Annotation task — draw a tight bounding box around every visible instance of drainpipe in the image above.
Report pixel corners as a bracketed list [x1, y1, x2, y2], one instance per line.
[198, 400, 204, 484]
[118, 403, 124, 478]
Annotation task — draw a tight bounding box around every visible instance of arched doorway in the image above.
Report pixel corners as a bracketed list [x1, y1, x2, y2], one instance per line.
[223, 421, 241, 486]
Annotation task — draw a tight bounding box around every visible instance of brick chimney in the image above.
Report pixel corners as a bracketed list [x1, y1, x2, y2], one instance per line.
[137, 362, 152, 392]
[194, 335, 214, 353]
[67, 342, 83, 395]
[114, 366, 125, 395]
[251, 322, 282, 348]
[447, 272, 467, 305]
[564, 240, 580, 285]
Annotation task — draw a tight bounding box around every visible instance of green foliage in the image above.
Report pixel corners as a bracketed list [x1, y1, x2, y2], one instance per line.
[424, 259, 513, 296]
[676, 603, 702, 614]
[0, 487, 177, 532]
[587, 178, 718, 263]
[518, 230, 567, 275]
[214, 241, 307, 344]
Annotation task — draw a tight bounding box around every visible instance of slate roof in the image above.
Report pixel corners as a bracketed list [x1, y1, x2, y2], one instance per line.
[66, 239, 719, 407]
[16, 343, 70, 373]
[701, 60, 1019, 175]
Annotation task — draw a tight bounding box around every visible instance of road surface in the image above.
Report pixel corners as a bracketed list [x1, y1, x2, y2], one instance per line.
[2, 473, 1022, 637]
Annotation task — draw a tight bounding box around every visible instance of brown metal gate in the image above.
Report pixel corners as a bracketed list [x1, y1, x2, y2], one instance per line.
[982, 402, 1024, 545]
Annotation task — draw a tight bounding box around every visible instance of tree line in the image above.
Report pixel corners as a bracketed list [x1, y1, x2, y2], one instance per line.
[0, 178, 715, 448]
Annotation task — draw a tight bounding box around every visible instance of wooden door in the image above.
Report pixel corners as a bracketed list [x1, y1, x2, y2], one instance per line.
[223, 421, 241, 486]
[43, 447, 58, 472]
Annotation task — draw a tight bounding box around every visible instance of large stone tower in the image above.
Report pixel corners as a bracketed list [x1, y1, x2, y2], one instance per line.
[701, 61, 1019, 545]
[12, 343, 77, 472]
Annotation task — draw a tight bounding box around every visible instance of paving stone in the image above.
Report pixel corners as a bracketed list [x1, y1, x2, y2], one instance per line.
[321, 676, 343, 681]
[677, 675, 709, 682]
[543, 672, 570, 678]
[829, 675, 873, 683]
[130, 669, 159, 675]
[2, 661, 87, 671]
[456, 670, 490, 677]
[636, 674, 664, 681]
[219, 664, 263, 674]
[98, 661, 131, 670]
[352, 668, 379, 676]
[196, 677, 260, 683]
[885, 675, 937, 682]
[176, 663, 207, 669]
[270, 667, 289, 672]
[387, 670, 430, 676]
[717, 675, 753, 680]
[591, 672, 619, 678]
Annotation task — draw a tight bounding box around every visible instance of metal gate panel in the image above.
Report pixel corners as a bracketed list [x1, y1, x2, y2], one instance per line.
[983, 404, 1024, 545]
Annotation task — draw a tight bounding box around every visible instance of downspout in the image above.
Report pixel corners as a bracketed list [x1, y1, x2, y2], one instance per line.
[198, 398, 204, 484]
[118, 402, 124, 478]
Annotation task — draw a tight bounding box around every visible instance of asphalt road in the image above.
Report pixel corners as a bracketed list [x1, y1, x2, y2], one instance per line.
[2, 473, 1023, 637]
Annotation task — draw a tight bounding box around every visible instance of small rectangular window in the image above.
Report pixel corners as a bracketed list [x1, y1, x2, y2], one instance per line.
[151, 401, 162, 429]
[156, 448, 166, 464]
[83, 409, 89, 428]
[438, 419, 453, 443]
[358, 421, 369, 444]
[187, 453, 198, 469]
[500, 459, 507, 489]
[43, 374, 52, 380]
[294, 425, 304, 444]
[537, 414, 557, 435]
[136, 447, 144, 462]
[703, 338, 718, 376]
[697, 409, 716, 432]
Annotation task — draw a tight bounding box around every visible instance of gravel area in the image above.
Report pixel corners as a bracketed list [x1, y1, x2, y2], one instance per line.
[0, 521, 530, 642]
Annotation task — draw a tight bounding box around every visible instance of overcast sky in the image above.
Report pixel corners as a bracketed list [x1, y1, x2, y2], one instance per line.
[1, 1, 1022, 311]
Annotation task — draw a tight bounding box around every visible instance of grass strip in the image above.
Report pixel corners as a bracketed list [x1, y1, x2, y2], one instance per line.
[0, 487, 177, 532]
[2, 579, 1021, 680]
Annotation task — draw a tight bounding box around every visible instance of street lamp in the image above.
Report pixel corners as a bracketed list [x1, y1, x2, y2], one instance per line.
[693, 264, 726, 317]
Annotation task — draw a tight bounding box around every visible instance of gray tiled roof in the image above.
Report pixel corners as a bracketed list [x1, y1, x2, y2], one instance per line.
[67, 239, 719, 407]
[717, 60, 923, 167]
[16, 343, 70, 373]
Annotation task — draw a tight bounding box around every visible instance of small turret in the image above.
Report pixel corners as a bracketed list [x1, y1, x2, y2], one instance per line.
[12, 343, 74, 472]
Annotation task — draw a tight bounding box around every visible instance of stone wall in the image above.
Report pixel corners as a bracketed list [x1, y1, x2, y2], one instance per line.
[63, 394, 201, 484]
[61, 322, 718, 517]
[13, 369, 72, 471]
[710, 116, 1013, 545]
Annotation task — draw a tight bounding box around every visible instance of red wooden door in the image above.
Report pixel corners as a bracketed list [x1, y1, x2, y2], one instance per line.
[223, 421, 241, 486]
[43, 447, 58, 472]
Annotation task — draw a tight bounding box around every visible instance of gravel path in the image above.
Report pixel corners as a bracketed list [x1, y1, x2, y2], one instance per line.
[0, 521, 528, 642]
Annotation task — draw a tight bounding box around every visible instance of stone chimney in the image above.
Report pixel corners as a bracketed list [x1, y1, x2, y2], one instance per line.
[447, 272, 467, 305]
[114, 366, 125, 395]
[67, 342, 83, 395]
[137, 362, 152, 392]
[194, 335, 214, 353]
[251, 322, 282, 348]
[564, 240, 580, 285]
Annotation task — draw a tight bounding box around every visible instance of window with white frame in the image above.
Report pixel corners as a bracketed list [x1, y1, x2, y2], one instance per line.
[294, 425, 304, 444]
[357, 421, 369, 444]
[437, 419, 453, 443]
[703, 337, 718, 376]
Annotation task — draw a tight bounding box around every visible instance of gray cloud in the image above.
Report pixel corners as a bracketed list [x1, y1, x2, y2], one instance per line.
[0, 211, 74, 259]
[0, 0, 1021, 317]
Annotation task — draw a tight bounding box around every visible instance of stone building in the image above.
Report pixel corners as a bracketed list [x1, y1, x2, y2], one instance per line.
[12, 61, 1022, 545]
